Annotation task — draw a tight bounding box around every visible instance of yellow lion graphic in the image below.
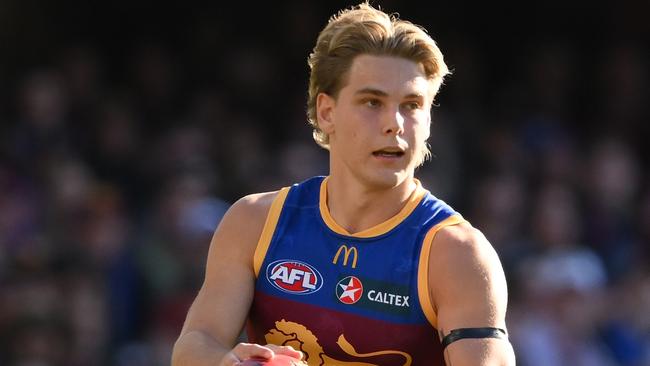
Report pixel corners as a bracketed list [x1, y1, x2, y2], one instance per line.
[265, 319, 412, 366]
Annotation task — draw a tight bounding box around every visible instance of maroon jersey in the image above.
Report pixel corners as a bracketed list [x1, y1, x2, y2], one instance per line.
[247, 176, 465, 366]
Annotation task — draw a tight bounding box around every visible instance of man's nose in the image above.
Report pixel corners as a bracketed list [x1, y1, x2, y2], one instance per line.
[382, 108, 405, 135]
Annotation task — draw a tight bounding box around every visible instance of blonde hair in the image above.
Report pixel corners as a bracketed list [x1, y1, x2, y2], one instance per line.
[307, 2, 450, 150]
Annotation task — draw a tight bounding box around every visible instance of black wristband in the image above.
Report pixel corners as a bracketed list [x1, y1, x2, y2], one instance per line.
[441, 327, 508, 349]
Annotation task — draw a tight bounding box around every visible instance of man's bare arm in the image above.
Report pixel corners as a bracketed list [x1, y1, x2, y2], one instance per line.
[171, 191, 301, 366]
[429, 223, 516, 366]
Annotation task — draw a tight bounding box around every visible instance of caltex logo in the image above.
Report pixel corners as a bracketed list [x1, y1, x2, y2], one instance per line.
[266, 260, 323, 295]
[336, 276, 363, 304]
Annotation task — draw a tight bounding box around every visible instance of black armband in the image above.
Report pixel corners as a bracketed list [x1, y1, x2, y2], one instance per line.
[441, 327, 508, 349]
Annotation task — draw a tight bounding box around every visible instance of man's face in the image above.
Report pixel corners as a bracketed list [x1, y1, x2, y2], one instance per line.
[318, 54, 434, 188]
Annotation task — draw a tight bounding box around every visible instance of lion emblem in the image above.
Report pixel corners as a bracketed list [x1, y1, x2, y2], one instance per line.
[265, 319, 412, 366]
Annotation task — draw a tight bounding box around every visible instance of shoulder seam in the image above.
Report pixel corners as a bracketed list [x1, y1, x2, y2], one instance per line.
[252, 187, 291, 278]
[417, 214, 467, 328]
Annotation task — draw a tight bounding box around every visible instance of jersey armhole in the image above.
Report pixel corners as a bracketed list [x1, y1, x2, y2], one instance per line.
[253, 187, 291, 278]
[417, 214, 467, 328]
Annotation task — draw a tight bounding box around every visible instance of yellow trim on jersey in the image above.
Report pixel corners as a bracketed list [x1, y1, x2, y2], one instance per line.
[417, 214, 467, 328]
[253, 187, 290, 278]
[319, 177, 426, 238]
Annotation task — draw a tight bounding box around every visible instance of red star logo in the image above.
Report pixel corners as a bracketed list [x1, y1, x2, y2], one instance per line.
[336, 276, 363, 304]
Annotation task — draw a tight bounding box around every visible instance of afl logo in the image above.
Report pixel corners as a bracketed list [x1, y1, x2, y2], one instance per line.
[266, 260, 323, 295]
[336, 276, 363, 304]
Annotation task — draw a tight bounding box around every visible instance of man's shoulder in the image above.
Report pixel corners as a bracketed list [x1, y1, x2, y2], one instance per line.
[434, 222, 485, 247]
[227, 190, 283, 225]
[224, 176, 323, 227]
[207, 190, 285, 266]
[430, 223, 500, 273]
[237, 190, 282, 208]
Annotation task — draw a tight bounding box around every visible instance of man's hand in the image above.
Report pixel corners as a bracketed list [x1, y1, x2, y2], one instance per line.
[220, 343, 302, 366]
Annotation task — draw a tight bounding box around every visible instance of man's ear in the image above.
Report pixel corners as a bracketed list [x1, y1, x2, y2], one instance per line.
[316, 92, 336, 134]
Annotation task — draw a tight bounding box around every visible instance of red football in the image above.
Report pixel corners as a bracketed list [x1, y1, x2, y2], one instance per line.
[239, 354, 306, 366]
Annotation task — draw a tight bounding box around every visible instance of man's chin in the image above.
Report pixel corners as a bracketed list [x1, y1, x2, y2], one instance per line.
[363, 170, 411, 190]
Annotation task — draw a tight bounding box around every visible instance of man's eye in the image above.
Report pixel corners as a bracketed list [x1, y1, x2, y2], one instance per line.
[365, 99, 381, 107]
[404, 102, 421, 110]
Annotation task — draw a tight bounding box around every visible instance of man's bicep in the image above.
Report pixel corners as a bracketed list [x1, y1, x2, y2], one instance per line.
[179, 195, 270, 347]
[444, 338, 515, 366]
[429, 224, 514, 365]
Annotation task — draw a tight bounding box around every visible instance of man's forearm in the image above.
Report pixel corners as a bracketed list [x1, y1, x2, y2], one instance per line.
[172, 330, 229, 366]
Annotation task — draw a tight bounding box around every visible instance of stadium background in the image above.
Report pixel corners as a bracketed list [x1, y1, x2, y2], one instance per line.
[0, 0, 648, 364]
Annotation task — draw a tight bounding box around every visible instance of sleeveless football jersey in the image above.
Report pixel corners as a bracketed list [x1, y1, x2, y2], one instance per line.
[247, 176, 466, 366]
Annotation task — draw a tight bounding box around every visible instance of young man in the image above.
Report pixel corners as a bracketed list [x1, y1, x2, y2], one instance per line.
[172, 3, 515, 366]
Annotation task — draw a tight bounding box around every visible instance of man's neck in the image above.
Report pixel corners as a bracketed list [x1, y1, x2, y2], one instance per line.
[325, 174, 417, 234]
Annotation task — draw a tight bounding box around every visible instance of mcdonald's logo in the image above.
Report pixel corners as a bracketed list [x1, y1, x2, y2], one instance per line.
[333, 245, 358, 268]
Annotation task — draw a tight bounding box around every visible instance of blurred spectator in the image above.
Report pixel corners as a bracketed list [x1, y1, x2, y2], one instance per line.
[510, 183, 613, 366]
[583, 138, 642, 280]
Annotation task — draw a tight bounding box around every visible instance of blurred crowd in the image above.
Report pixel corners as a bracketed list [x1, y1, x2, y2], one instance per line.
[0, 1, 649, 365]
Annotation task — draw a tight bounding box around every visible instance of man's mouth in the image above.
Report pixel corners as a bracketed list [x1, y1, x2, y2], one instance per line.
[372, 148, 405, 158]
